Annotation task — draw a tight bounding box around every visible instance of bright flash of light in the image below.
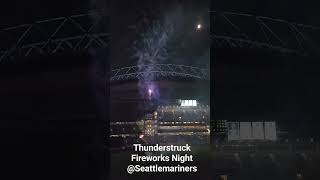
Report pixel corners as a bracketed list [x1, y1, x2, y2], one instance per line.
[139, 134, 144, 139]
[197, 24, 202, 30]
[148, 89, 152, 96]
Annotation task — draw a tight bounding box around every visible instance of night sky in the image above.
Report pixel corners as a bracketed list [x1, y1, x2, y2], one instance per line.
[213, 0, 320, 26]
[111, 0, 209, 68]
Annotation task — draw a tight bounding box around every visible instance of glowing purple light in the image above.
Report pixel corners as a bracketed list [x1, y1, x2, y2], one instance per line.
[148, 89, 152, 96]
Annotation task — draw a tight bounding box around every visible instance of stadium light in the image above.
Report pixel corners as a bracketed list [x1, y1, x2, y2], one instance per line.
[180, 100, 197, 107]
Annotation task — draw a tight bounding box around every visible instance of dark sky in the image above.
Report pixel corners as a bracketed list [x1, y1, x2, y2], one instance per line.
[0, 0, 91, 29]
[110, 0, 209, 68]
[213, 0, 320, 26]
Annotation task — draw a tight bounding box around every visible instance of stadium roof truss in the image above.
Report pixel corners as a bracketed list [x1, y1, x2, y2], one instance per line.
[211, 11, 320, 55]
[1, 9, 320, 63]
[111, 64, 209, 82]
[0, 9, 109, 63]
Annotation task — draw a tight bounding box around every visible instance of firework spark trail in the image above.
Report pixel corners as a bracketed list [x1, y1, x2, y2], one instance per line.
[134, 13, 177, 100]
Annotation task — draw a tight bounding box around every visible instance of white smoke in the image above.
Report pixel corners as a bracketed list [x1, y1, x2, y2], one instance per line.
[133, 8, 183, 99]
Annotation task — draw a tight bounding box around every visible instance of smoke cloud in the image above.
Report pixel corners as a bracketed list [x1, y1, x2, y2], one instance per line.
[133, 7, 184, 100]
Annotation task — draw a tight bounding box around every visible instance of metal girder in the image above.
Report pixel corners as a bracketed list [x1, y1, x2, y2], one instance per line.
[1, 9, 320, 64]
[211, 11, 320, 55]
[110, 64, 209, 82]
[0, 9, 110, 63]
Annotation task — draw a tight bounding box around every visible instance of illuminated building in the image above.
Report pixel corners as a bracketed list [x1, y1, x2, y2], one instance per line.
[110, 99, 210, 146]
